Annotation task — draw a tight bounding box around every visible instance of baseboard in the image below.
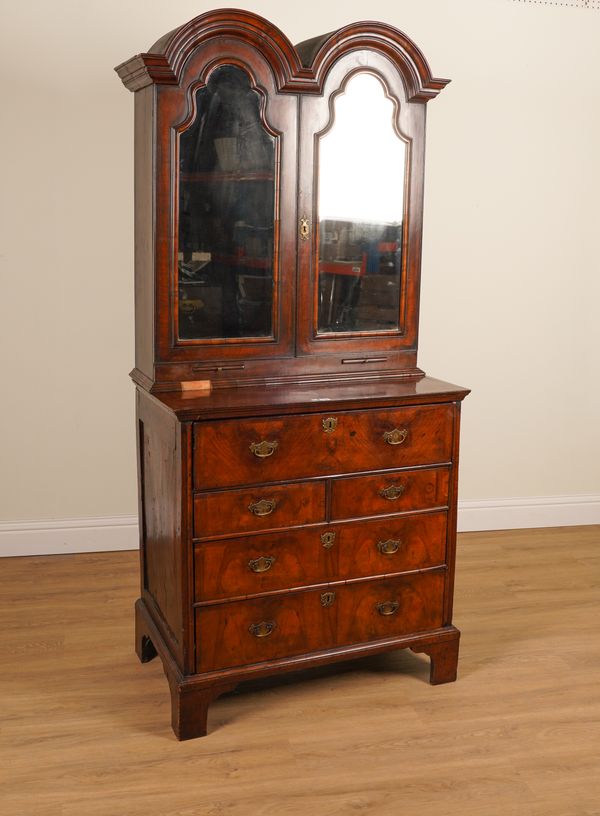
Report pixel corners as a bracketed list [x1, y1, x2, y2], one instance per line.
[1, 495, 599, 557]
[457, 494, 600, 532]
[0, 515, 138, 557]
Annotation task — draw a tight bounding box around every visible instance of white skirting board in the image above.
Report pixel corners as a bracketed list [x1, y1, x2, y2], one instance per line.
[0, 496, 599, 557]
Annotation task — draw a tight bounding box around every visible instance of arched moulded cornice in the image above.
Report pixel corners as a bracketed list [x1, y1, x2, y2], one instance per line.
[115, 9, 306, 92]
[115, 9, 449, 102]
[294, 21, 450, 101]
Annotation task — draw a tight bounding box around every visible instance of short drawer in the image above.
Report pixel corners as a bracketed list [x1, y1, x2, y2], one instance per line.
[331, 467, 450, 520]
[195, 587, 337, 673]
[194, 403, 454, 489]
[194, 481, 326, 539]
[194, 511, 447, 601]
[337, 570, 445, 646]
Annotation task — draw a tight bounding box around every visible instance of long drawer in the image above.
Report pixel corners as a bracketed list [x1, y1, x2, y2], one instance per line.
[194, 404, 454, 489]
[331, 466, 450, 520]
[195, 570, 445, 673]
[194, 480, 326, 539]
[194, 511, 448, 601]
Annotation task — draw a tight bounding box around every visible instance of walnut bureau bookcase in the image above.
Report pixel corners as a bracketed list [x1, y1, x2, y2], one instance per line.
[116, 9, 469, 740]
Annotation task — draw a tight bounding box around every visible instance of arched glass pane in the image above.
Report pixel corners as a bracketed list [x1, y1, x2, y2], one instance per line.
[317, 73, 406, 334]
[178, 65, 276, 341]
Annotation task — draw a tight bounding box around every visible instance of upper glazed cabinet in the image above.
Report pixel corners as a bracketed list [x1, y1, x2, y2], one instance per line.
[116, 10, 449, 391]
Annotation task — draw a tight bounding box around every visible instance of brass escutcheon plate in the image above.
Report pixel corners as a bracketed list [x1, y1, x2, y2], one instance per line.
[322, 417, 338, 433]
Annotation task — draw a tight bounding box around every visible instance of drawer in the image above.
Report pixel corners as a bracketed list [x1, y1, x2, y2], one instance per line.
[337, 570, 445, 646]
[194, 481, 326, 539]
[195, 587, 337, 673]
[194, 403, 454, 489]
[195, 570, 445, 672]
[194, 511, 447, 601]
[331, 467, 449, 520]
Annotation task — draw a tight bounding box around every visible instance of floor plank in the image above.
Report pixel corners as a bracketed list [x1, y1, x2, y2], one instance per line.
[1, 526, 599, 815]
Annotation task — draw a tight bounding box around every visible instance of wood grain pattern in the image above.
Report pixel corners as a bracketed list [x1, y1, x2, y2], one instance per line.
[2, 527, 599, 814]
[194, 480, 326, 539]
[194, 403, 453, 489]
[194, 510, 447, 601]
[331, 466, 450, 520]
[195, 587, 338, 672]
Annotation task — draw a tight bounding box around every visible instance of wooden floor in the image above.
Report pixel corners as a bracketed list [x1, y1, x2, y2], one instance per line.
[1, 526, 599, 815]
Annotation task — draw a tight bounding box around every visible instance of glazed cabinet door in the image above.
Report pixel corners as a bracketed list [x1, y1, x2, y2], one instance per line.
[154, 42, 298, 365]
[296, 51, 426, 362]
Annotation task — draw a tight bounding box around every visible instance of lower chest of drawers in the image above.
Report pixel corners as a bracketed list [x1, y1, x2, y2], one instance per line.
[191, 402, 457, 674]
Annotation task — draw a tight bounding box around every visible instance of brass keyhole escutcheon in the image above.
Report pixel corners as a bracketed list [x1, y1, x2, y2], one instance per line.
[322, 417, 338, 433]
[248, 555, 276, 573]
[320, 591, 336, 608]
[321, 531, 336, 549]
[299, 216, 310, 240]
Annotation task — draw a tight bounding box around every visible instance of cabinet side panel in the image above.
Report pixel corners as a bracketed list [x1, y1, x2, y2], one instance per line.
[137, 390, 185, 667]
[134, 86, 155, 381]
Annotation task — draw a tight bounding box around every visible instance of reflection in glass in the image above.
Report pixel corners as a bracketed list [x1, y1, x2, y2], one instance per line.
[178, 65, 276, 341]
[317, 73, 407, 334]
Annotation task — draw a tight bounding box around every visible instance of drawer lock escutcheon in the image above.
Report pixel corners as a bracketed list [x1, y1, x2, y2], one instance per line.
[376, 600, 400, 616]
[322, 417, 338, 433]
[379, 484, 405, 501]
[249, 620, 277, 638]
[321, 531, 336, 549]
[320, 591, 336, 608]
[377, 538, 401, 555]
[248, 498, 277, 516]
[248, 555, 276, 573]
[383, 428, 408, 446]
[249, 440, 279, 458]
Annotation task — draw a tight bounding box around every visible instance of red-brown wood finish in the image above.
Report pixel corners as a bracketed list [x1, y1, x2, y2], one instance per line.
[194, 510, 447, 601]
[119, 10, 469, 739]
[194, 403, 453, 489]
[331, 466, 450, 520]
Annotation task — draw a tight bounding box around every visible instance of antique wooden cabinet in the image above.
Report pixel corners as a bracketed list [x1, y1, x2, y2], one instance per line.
[116, 9, 469, 739]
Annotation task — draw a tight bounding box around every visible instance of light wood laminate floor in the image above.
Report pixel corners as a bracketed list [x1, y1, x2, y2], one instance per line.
[1, 526, 599, 815]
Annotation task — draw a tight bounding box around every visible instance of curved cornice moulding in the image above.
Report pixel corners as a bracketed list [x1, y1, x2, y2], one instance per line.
[115, 9, 449, 102]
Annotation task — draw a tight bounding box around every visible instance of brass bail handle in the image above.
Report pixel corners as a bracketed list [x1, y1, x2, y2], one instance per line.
[249, 440, 279, 458]
[383, 428, 408, 446]
[379, 484, 405, 501]
[249, 620, 277, 638]
[248, 498, 277, 516]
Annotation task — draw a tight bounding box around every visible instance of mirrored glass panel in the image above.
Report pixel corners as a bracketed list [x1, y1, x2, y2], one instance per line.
[178, 65, 276, 341]
[317, 73, 407, 334]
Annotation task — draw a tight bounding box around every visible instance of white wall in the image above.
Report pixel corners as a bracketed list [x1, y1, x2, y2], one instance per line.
[1, 0, 599, 552]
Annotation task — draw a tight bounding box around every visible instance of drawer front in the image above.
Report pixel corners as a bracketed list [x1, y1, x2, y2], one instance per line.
[194, 404, 454, 489]
[195, 570, 445, 672]
[194, 481, 326, 539]
[337, 571, 445, 646]
[194, 511, 447, 601]
[196, 588, 337, 673]
[331, 467, 450, 520]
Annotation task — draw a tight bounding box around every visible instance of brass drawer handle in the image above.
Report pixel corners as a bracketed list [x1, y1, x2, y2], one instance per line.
[249, 620, 277, 638]
[321, 531, 336, 549]
[320, 591, 336, 607]
[248, 498, 277, 516]
[249, 440, 279, 458]
[383, 428, 408, 446]
[379, 484, 405, 501]
[376, 600, 400, 616]
[248, 555, 276, 573]
[377, 538, 401, 555]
